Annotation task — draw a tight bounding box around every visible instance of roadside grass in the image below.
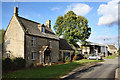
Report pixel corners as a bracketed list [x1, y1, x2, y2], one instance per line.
[119, 68, 120, 79]
[3, 59, 104, 78]
[102, 55, 116, 59]
[74, 59, 104, 63]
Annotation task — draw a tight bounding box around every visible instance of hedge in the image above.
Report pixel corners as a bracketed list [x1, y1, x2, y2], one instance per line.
[2, 57, 26, 73]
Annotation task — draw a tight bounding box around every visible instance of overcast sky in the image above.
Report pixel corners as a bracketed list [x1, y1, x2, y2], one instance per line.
[2, 0, 119, 48]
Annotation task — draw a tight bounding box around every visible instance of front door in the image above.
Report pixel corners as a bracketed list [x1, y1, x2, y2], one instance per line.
[63, 52, 70, 61]
[44, 48, 51, 64]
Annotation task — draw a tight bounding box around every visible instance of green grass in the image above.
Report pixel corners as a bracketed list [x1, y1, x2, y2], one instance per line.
[3, 59, 104, 78]
[102, 55, 116, 59]
[74, 59, 104, 63]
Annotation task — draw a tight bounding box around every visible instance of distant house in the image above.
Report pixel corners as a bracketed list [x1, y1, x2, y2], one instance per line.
[106, 44, 117, 55]
[3, 7, 61, 67]
[80, 41, 108, 57]
[80, 45, 90, 55]
[59, 38, 74, 62]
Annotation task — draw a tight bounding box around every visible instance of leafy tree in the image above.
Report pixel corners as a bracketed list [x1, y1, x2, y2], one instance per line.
[54, 11, 91, 46]
[0, 29, 5, 44]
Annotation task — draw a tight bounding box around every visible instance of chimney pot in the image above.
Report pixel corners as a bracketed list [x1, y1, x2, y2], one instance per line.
[113, 43, 115, 46]
[14, 7, 18, 16]
[46, 20, 51, 28]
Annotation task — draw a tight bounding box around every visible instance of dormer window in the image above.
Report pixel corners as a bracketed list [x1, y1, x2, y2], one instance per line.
[42, 27, 45, 32]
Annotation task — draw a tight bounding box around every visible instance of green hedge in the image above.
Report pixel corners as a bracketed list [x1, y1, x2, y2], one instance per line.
[2, 57, 26, 73]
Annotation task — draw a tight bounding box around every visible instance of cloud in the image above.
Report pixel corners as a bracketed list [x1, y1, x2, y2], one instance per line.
[97, 0, 119, 26]
[51, 7, 61, 11]
[88, 35, 118, 45]
[65, 3, 92, 16]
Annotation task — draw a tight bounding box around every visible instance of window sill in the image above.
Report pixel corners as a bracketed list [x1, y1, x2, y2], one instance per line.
[31, 46, 36, 47]
[32, 59, 36, 60]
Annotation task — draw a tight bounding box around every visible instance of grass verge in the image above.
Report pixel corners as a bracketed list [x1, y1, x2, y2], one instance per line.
[102, 55, 116, 59]
[3, 59, 104, 78]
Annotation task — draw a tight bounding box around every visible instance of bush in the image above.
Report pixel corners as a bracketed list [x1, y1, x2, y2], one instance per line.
[2, 57, 26, 73]
[65, 56, 70, 62]
[73, 55, 77, 61]
[71, 53, 75, 61]
[76, 54, 84, 60]
[13, 57, 26, 69]
[73, 54, 84, 61]
[2, 58, 13, 73]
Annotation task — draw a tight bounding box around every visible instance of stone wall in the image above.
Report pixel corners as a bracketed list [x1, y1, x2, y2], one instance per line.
[3, 15, 25, 59]
[25, 35, 59, 66]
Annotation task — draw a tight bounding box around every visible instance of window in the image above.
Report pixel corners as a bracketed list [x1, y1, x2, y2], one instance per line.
[49, 40, 52, 48]
[31, 37, 36, 47]
[31, 52, 36, 60]
[6, 51, 10, 58]
[42, 27, 45, 32]
[7, 53, 10, 58]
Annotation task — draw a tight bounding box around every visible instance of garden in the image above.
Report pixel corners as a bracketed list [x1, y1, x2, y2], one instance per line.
[2, 57, 104, 79]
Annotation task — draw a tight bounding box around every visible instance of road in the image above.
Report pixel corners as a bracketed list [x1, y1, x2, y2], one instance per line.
[63, 57, 118, 80]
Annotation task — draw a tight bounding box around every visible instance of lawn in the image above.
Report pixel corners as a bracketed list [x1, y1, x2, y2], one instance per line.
[102, 55, 116, 59]
[3, 59, 104, 78]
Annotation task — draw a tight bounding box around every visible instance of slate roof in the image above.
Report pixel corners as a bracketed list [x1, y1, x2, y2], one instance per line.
[108, 45, 117, 50]
[16, 16, 59, 40]
[59, 38, 74, 50]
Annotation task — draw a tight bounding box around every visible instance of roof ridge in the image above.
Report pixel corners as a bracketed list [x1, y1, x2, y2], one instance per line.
[18, 16, 40, 24]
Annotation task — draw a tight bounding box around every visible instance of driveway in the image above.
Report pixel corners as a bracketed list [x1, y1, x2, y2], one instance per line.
[63, 57, 118, 80]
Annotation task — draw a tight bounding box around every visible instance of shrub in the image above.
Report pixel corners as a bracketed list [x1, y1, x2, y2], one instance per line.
[2, 58, 13, 73]
[2, 57, 26, 73]
[65, 56, 70, 62]
[71, 53, 75, 61]
[73, 55, 77, 61]
[73, 54, 84, 61]
[76, 54, 84, 60]
[13, 57, 26, 69]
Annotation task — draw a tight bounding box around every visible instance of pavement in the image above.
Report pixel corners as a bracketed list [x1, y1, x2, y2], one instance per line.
[62, 57, 118, 80]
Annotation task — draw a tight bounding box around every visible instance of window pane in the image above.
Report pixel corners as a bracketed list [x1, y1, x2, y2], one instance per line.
[31, 52, 36, 60]
[42, 27, 44, 32]
[31, 37, 36, 46]
[49, 40, 52, 48]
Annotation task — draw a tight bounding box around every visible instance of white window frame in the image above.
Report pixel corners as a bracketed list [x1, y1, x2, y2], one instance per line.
[49, 40, 52, 48]
[31, 52, 36, 60]
[42, 27, 45, 32]
[31, 37, 36, 47]
[6, 51, 10, 58]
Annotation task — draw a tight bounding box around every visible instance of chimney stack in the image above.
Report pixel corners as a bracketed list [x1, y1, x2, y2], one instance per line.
[113, 43, 115, 46]
[14, 7, 18, 16]
[46, 20, 51, 28]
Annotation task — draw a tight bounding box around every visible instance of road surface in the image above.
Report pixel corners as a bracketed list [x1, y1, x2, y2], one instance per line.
[63, 57, 118, 80]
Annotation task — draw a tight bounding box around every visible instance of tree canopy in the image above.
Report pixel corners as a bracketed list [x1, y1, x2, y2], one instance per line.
[53, 11, 91, 46]
[0, 29, 5, 44]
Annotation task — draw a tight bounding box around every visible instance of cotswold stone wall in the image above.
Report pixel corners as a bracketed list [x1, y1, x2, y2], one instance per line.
[3, 15, 25, 59]
[25, 35, 59, 66]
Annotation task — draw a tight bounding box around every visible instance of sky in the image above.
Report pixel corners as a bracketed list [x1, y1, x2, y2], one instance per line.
[2, 0, 119, 48]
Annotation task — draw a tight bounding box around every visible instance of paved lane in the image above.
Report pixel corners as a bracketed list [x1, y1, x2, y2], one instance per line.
[64, 57, 118, 79]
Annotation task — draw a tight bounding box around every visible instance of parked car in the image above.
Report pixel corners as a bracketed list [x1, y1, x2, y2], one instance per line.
[87, 55, 102, 60]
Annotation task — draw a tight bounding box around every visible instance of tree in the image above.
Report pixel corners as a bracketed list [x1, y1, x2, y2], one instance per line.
[0, 29, 5, 44]
[53, 11, 91, 46]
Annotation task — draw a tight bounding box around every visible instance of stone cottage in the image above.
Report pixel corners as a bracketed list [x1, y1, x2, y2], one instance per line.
[106, 44, 117, 55]
[3, 7, 60, 67]
[59, 38, 74, 62]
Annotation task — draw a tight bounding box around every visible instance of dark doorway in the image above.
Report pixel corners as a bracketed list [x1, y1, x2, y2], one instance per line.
[63, 52, 70, 62]
[44, 47, 51, 64]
